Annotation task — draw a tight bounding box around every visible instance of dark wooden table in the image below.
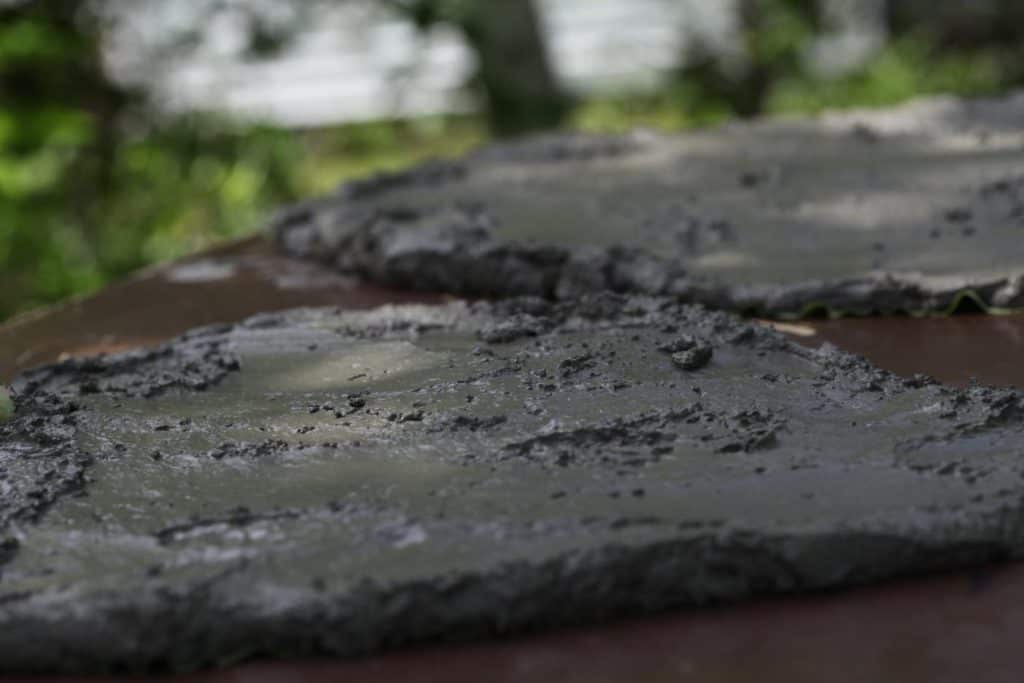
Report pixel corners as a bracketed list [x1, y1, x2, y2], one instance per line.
[4, 236, 1024, 683]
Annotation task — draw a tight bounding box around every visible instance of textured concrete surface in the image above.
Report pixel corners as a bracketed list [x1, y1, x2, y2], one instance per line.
[274, 91, 1024, 316]
[6, 235, 1024, 389]
[3, 296, 1024, 674]
[135, 564, 1024, 683]
[0, 237, 446, 384]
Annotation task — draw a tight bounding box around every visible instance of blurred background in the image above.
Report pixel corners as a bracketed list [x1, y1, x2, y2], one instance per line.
[2, 0, 1023, 323]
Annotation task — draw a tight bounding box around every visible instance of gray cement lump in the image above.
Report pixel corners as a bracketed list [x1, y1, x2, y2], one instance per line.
[274, 91, 1024, 316]
[3, 296, 1024, 673]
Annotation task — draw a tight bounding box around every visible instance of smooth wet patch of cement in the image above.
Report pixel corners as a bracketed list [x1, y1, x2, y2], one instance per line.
[274, 92, 1024, 316]
[3, 296, 1024, 674]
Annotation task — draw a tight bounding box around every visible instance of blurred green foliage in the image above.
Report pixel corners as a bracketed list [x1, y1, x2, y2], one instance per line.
[574, 5, 1015, 132]
[1, 0, 1022, 323]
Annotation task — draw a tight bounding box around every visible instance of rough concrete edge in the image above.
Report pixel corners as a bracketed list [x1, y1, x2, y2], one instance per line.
[1, 322, 243, 539]
[0, 511, 1020, 676]
[2, 297, 1022, 674]
[267, 90, 1024, 318]
[272, 205, 1024, 317]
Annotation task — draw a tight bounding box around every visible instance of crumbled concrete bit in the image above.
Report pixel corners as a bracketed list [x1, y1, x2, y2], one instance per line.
[273, 91, 1024, 316]
[4, 295, 1024, 674]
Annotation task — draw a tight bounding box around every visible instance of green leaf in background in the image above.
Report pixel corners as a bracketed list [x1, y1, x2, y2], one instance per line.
[0, 385, 13, 421]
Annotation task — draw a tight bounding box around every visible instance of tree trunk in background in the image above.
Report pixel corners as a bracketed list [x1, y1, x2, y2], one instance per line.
[885, 0, 1024, 47]
[0, 0, 130, 245]
[458, 0, 570, 137]
[680, 0, 821, 119]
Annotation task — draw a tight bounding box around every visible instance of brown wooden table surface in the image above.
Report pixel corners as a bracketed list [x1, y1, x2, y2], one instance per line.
[4, 236, 1024, 683]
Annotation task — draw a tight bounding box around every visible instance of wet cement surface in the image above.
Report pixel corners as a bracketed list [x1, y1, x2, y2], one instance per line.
[5, 236, 1024, 391]
[4, 295, 1024, 674]
[273, 91, 1024, 316]
[0, 237, 445, 384]
[2, 240, 1024, 681]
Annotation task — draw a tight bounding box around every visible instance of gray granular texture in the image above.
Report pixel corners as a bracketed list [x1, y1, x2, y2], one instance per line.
[3, 296, 1024, 674]
[0, 331, 239, 533]
[274, 91, 1024, 316]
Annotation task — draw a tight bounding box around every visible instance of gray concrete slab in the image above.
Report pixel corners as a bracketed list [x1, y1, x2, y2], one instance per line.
[2, 296, 1024, 674]
[274, 92, 1024, 316]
